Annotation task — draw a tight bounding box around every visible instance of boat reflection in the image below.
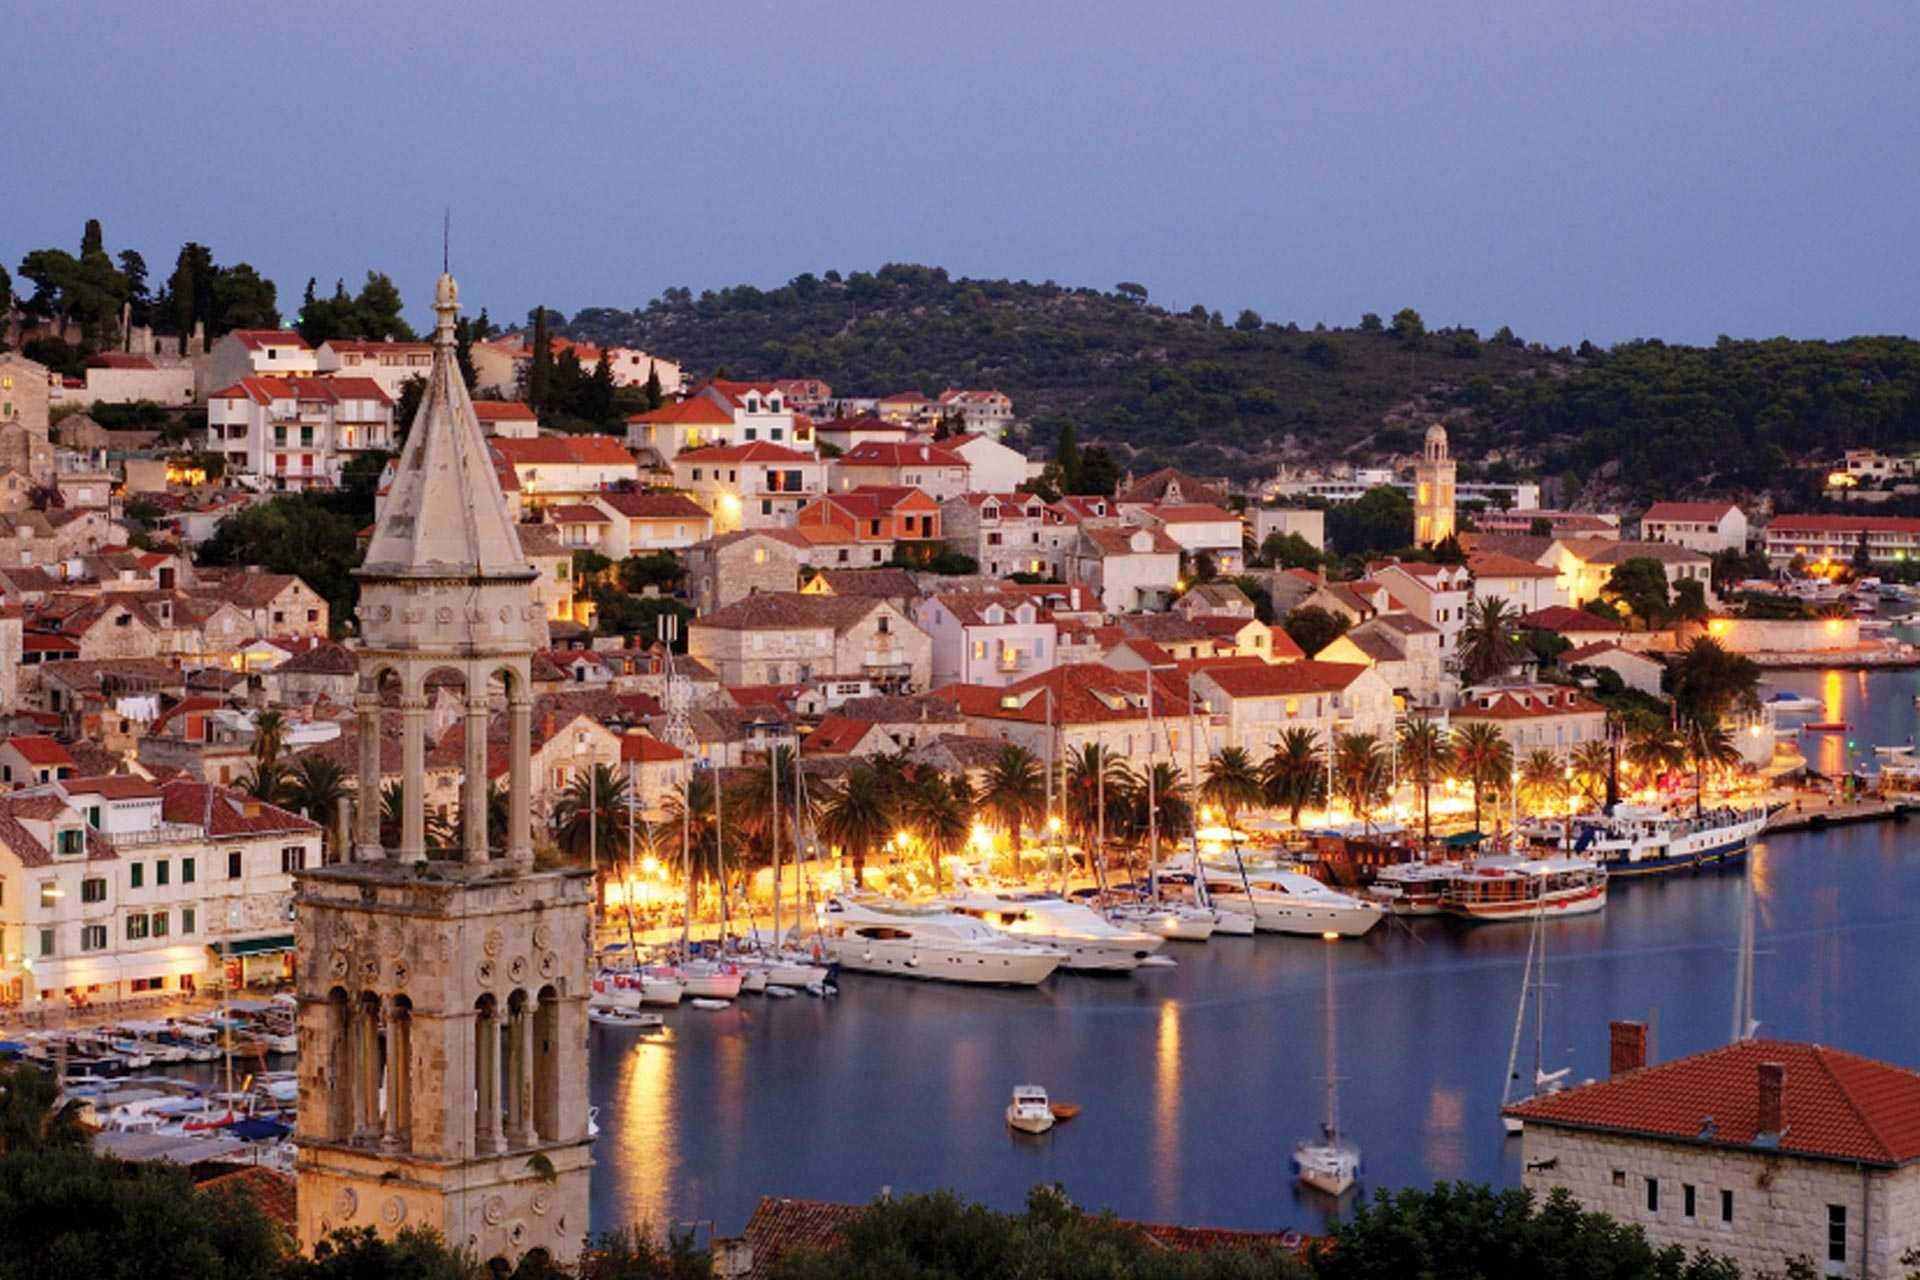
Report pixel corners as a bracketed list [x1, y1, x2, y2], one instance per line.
[603, 1031, 677, 1228]
[1423, 1087, 1467, 1179]
[1152, 1001, 1181, 1216]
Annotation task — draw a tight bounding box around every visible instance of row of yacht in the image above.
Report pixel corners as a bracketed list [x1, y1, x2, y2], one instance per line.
[14, 999, 299, 1079]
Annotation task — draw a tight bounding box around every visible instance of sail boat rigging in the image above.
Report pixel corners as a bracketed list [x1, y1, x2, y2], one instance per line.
[1295, 935, 1360, 1195]
[1501, 872, 1571, 1133]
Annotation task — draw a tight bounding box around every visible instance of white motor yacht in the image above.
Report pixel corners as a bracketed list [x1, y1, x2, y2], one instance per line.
[1363, 860, 1460, 915]
[1166, 862, 1384, 937]
[1006, 1084, 1056, 1135]
[820, 896, 1064, 985]
[1106, 897, 1222, 941]
[939, 887, 1165, 972]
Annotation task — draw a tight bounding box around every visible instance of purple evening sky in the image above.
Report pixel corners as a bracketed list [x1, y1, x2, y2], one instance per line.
[6, 1, 1915, 346]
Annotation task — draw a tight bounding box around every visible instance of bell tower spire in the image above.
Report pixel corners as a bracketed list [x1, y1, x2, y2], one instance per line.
[294, 270, 592, 1271]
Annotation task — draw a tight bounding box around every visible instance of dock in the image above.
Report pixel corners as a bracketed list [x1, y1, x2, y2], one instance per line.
[1764, 797, 1901, 834]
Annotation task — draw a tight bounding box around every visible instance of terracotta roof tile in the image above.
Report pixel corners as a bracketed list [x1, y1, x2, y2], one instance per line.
[1508, 1038, 1920, 1167]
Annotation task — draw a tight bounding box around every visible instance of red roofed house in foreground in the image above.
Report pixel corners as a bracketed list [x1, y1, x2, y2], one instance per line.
[1449, 683, 1606, 761]
[1510, 1022, 1920, 1278]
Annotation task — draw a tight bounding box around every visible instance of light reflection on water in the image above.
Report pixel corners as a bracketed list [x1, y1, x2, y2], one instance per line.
[585, 671, 1920, 1238]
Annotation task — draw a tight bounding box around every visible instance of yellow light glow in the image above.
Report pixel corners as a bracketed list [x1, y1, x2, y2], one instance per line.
[1320, 930, 1340, 941]
[1047, 815, 1062, 832]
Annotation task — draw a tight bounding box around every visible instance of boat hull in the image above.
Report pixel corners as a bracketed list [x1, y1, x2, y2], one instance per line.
[1225, 896, 1383, 937]
[824, 937, 1061, 986]
[1447, 884, 1607, 921]
[1007, 1107, 1055, 1135]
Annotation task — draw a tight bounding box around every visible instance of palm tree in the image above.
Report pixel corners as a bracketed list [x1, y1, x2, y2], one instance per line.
[1397, 718, 1450, 846]
[1262, 728, 1325, 829]
[663, 771, 723, 884]
[379, 781, 450, 849]
[1570, 740, 1613, 809]
[1064, 744, 1133, 852]
[237, 761, 287, 806]
[1626, 724, 1686, 789]
[252, 709, 288, 773]
[818, 763, 894, 890]
[1683, 719, 1743, 816]
[0, 1062, 85, 1155]
[979, 745, 1046, 844]
[549, 764, 631, 862]
[451, 782, 512, 852]
[1518, 749, 1566, 818]
[1127, 761, 1190, 852]
[904, 770, 972, 889]
[1451, 721, 1513, 835]
[1332, 732, 1389, 828]
[1670, 636, 1763, 728]
[1200, 746, 1263, 829]
[284, 755, 348, 858]
[1456, 596, 1529, 685]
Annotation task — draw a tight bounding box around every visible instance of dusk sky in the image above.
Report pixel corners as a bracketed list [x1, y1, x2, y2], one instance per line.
[10, 2, 1915, 346]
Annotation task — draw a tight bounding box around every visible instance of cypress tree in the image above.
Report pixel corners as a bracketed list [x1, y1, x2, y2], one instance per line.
[1055, 420, 1082, 494]
[528, 307, 551, 409]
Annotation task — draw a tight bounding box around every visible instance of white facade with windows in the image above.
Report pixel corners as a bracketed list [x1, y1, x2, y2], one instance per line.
[0, 780, 321, 1005]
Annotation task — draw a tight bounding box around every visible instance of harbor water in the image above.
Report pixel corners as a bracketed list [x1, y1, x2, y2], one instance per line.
[572, 666, 1920, 1236]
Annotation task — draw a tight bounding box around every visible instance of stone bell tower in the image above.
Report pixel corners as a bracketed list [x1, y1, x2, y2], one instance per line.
[1414, 422, 1456, 547]
[293, 270, 593, 1268]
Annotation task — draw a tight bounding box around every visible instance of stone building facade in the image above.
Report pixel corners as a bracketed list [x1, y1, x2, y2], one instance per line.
[1510, 1027, 1920, 1279]
[294, 271, 592, 1269]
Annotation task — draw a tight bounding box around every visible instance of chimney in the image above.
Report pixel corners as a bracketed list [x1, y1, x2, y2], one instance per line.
[542, 710, 556, 740]
[1608, 1020, 1647, 1076]
[1757, 1062, 1786, 1136]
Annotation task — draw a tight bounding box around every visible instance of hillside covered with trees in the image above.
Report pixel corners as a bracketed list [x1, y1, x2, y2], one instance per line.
[554, 265, 1920, 501]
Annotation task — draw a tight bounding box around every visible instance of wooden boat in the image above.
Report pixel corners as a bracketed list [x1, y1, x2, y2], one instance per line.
[1804, 721, 1852, 732]
[1048, 1102, 1082, 1122]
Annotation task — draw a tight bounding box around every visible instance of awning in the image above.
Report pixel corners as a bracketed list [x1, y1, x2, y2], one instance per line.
[211, 934, 295, 957]
[119, 945, 208, 982]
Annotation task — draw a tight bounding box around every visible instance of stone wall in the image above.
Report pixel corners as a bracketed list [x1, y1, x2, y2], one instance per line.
[1520, 1123, 1920, 1277]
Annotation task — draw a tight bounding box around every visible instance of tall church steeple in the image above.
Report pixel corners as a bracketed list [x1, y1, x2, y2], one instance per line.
[295, 272, 592, 1270]
[1414, 422, 1456, 547]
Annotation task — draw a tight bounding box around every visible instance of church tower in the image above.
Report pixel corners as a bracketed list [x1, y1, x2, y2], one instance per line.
[1414, 422, 1456, 547]
[293, 271, 593, 1268]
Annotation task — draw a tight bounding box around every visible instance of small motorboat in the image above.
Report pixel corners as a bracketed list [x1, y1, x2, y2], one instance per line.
[1804, 722, 1852, 732]
[689, 997, 732, 1011]
[1007, 1084, 1056, 1135]
[1765, 691, 1825, 715]
[588, 1007, 664, 1030]
[1874, 743, 1915, 757]
[764, 985, 798, 999]
[1048, 1101, 1082, 1122]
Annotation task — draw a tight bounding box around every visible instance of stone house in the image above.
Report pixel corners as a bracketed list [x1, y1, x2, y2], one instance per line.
[941, 491, 1058, 579]
[1510, 1026, 1920, 1280]
[199, 569, 330, 639]
[684, 529, 807, 613]
[830, 440, 970, 501]
[689, 592, 930, 692]
[1188, 660, 1397, 759]
[26, 593, 164, 662]
[1064, 525, 1182, 613]
[0, 353, 52, 439]
[588, 490, 713, 556]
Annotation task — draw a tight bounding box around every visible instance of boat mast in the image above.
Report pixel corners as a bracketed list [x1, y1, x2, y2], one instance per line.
[1322, 938, 1340, 1142]
[1144, 668, 1157, 894]
[622, 756, 640, 961]
[715, 750, 728, 945]
[1502, 904, 1541, 1110]
[771, 744, 781, 945]
[1732, 858, 1758, 1042]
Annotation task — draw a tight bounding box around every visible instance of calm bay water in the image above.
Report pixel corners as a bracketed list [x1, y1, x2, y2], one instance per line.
[587, 665, 1920, 1238]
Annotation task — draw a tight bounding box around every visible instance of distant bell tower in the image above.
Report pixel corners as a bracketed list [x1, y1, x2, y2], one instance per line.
[293, 270, 593, 1270]
[1415, 423, 1456, 547]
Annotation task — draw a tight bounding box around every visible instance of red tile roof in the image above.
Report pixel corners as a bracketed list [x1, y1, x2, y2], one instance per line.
[492, 435, 636, 467]
[61, 775, 162, 800]
[838, 441, 965, 468]
[1191, 660, 1371, 698]
[1520, 605, 1626, 634]
[229, 329, 309, 351]
[1467, 551, 1560, 579]
[673, 441, 813, 465]
[802, 716, 882, 756]
[5, 735, 74, 767]
[1767, 514, 1920, 534]
[472, 400, 537, 422]
[197, 1166, 298, 1234]
[1506, 1039, 1920, 1167]
[1453, 685, 1603, 720]
[599, 491, 711, 520]
[1140, 502, 1237, 523]
[1643, 501, 1739, 523]
[546, 503, 610, 524]
[621, 732, 686, 763]
[159, 780, 318, 836]
[628, 398, 735, 426]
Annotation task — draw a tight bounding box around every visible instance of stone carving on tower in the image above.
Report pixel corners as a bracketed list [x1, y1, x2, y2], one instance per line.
[293, 271, 593, 1269]
[1414, 422, 1457, 547]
